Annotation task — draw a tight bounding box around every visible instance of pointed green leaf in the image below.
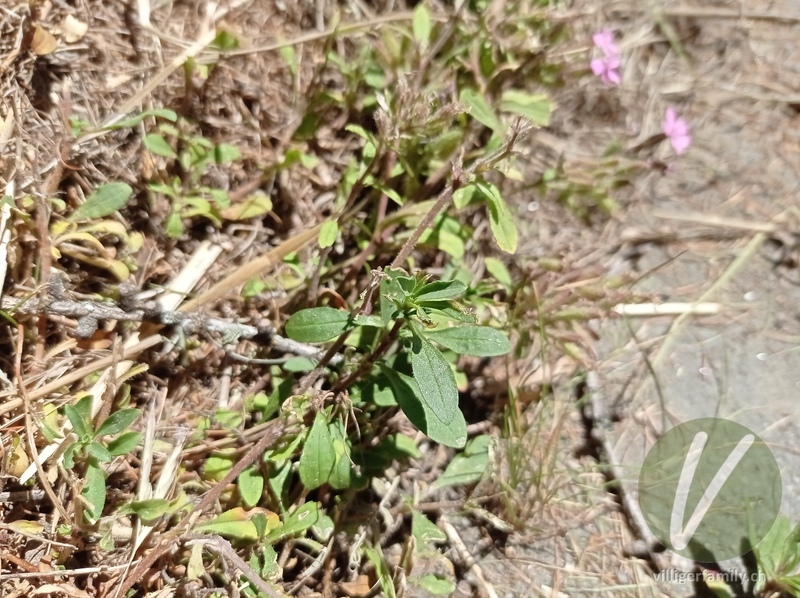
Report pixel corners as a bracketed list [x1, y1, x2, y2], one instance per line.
[381, 368, 466, 449]
[265, 502, 321, 543]
[425, 325, 510, 357]
[285, 307, 352, 343]
[500, 90, 552, 126]
[96, 408, 141, 437]
[117, 498, 171, 522]
[103, 108, 177, 130]
[477, 182, 517, 254]
[485, 257, 513, 288]
[410, 331, 459, 425]
[70, 183, 134, 221]
[412, 4, 432, 47]
[433, 446, 490, 489]
[415, 280, 467, 302]
[144, 133, 177, 158]
[299, 412, 335, 490]
[412, 510, 446, 545]
[459, 89, 502, 132]
[65, 404, 91, 439]
[87, 441, 112, 462]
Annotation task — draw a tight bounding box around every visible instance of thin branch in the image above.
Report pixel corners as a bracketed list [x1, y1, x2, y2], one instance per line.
[3, 294, 341, 364]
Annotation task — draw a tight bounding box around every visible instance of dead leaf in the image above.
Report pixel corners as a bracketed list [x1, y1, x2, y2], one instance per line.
[29, 24, 57, 55]
[340, 575, 372, 596]
[58, 15, 88, 43]
[31, 584, 91, 598]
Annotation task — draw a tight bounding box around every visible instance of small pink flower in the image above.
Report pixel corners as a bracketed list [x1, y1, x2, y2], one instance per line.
[591, 54, 621, 86]
[593, 29, 619, 57]
[663, 107, 691, 154]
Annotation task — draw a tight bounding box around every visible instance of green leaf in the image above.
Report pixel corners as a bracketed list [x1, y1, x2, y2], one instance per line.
[117, 498, 171, 522]
[214, 143, 241, 164]
[63, 442, 77, 469]
[500, 90, 552, 126]
[364, 546, 396, 598]
[485, 257, 513, 288]
[103, 108, 177, 130]
[433, 453, 488, 490]
[328, 419, 352, 490]
[285, 307, 352, 343]
[265, 502, 321, 543]
[477, 181, 518, 254]
[282, 356, 316, 372]
[195, 507, 275, 541]
[382, 367, 466, 449]
[425, 325, 510, 357]
[412, 3, 432, 47]
[412, 510, 446, 546]
[239, 466, 264, 508]
[87, 441, 112, 462]
[296, 413, 350, 490]
[203, 449, 236, 482]
[82, 461, 106, 523]
[380, 270, 407, 325]
[419, 300, 477, 323]
[318, 221, 338, 249]
[220, 193, 273, 220]
[459, 89, 502, 132]
[96, 408, 141, 437]
[70, 183, 134, 221]
[453, 185, 476, 209]
[143, 133, 177, 158]
[410, 330, 460, 425]
[299, 412, 335, 490]
[65, 396, 93, 439]
[416, 574, 456, 595]
[212, 30, 240, 51]
[414, 280, 467, 302]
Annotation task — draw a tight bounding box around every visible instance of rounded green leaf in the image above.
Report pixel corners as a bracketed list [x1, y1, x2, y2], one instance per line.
[318, 220, 338, 249]
[239, 466, 265, 508]
[285, 307, 352, 343]
[425, 325, 510, 357]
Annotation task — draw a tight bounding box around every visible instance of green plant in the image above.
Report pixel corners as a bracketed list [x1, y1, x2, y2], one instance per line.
[145, 119, 241, 237]
[752, 515, 800, 596]
[285, 269, 510, 449]
[61, 396, 141, 523]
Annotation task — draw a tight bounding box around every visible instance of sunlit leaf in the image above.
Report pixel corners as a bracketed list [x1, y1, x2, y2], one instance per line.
[410, 329, 459, 425]
[285, 307, 352, 343]
[70, 183, 133, 221]
[425, 325, 510, 357]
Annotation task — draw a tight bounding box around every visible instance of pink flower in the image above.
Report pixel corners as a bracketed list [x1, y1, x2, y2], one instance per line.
[591, 54, 621, 86]
[663, 107, 691, 154]
[593, 30, 619, 57]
